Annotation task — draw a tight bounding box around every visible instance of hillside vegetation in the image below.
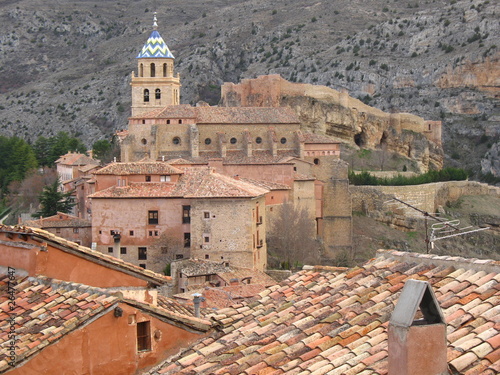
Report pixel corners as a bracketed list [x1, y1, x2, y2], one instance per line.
[0, 0, 498, 178]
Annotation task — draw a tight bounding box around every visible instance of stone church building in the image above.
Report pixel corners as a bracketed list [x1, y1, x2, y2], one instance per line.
[92, 15, 353, 272]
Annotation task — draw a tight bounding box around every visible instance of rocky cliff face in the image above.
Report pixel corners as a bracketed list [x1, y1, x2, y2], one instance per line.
[0, 0, 497, 177]
[222, 75, 443, 172]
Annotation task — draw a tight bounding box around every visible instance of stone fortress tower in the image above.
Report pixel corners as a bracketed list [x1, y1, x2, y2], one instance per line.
[130, 13, 181, 117]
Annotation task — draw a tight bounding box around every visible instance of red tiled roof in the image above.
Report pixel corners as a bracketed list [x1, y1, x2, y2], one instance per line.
[238, 177, 291, 191]
[0, 273, 118, 371]
[94, 161, 184, 175]
[0, 225, 170, 286]
[91, 168, 269, 199]
[55, 152, 98, 166]
[23, 213, 91, 229]
[146, 250, 500, 374]
[157, 295, 213, 318]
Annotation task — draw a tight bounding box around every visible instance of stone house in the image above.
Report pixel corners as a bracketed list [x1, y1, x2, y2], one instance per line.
[89, 164, 268, 273]
[55, 152, 99, 183]
[22, 212, 92, 247]
[170, 258, 276, 294]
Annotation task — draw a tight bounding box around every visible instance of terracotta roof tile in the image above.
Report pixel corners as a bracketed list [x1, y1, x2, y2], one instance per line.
[0, 273, 117, 371]
[0, 225, 170, 286]
[91, 167, 268, 199]
[146, 250, 500, 375]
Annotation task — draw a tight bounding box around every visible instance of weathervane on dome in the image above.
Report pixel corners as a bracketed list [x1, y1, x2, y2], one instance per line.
[153, 12, 158, 30]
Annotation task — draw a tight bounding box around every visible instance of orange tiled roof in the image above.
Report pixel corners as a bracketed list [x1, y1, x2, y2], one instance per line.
[174, 284, 268, 310]
[0, 225, 171, 286]
[91, 168, 269, 199]
[157, 295, 213, 318]
[146, 250, 500, 375]
[0, 273, 118, 371]
[238, 177, 291, 191]
[23, 213, 91, 229]
[94, 161, 184, 175]
[55, 152, 98, 166]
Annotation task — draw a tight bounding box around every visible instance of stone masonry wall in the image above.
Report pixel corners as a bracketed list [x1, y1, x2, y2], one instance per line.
[352, 181, 500, 214]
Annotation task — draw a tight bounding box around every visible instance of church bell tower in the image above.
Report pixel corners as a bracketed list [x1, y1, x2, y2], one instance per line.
[131, 13, 181, 116]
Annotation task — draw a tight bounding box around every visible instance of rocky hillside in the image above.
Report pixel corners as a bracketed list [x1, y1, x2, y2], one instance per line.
[0, 0, 498, 177]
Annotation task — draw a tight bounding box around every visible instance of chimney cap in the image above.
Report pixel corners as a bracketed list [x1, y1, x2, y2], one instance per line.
[390, 279, 444, 328]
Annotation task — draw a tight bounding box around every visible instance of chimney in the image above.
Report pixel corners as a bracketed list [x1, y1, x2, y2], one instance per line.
[388, 280, 447, 375]
[112, 231, 121, 260]
[192, 293, 202, 318]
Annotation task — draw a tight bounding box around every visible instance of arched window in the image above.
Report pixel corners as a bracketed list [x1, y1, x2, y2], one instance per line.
[163, 63, 167, 77]
[139, 63, 144, 77]
[155, 89, 161, 100]
[143, 89, 150, 102]
[150, 63, 155, 77]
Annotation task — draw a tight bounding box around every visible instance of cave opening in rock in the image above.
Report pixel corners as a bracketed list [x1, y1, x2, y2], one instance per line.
[379, 131, 388, 148]
[354, 131, 366, 147]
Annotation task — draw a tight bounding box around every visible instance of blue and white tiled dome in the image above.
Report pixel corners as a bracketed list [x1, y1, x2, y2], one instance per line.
[137, 14, 175, 59]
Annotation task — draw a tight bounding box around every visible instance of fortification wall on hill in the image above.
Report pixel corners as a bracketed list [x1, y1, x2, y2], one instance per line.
[221, 75, 443, 172]
[351, 181, 500, 214]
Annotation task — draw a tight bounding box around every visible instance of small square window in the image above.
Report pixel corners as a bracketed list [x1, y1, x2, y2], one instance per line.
[175, 254, 184, 259]
[204, 236, 210, 243]
[184, 233, 191, 248]
[160, 175, 171, 182]
[108, 247, 113, 253]
[138, 247, 147, 260]
[205, 254, 210, 259]
[73, 228, 79, 234]
[149, 230, 153, 236]
[56, 228, 61, 234]
[145, 176, 151, 182]
[204, 212, 210, 219]
[120, 247, 127, 255]
[139, 264, 146, 269]
[129, 230, 134, 236]
[154, 230, 159, 236]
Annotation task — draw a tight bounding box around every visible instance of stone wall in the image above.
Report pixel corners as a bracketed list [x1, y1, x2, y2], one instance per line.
[189, 197, 267, 271]
[352, 181, 500, 214]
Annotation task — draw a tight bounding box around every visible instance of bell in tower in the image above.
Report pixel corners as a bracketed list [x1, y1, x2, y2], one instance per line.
[130, 12, 181, 116]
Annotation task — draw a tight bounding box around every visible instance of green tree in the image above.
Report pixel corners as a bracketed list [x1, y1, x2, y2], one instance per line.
[92, 139, 112, 161]
[34, 132, 87, 167]
[0, 136, 37, 196]
[34, 178, 75, 217]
